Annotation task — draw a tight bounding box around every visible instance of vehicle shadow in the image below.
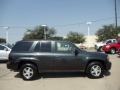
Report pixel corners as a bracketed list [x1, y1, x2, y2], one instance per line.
[0, 60, 8, 64]
[14, 71, 111, 80]
[117, 55, 120, 58]
[104, 71, 111, 76]
[15, 72, 86, 80]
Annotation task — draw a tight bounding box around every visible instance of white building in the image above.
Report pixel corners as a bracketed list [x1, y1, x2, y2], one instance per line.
[75, 35, 97, 48]
[64, 35, 97, 48]
[84, 35, 97, 48]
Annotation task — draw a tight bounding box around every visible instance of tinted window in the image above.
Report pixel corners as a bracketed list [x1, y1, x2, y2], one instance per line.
[40, 42, 51, 52]
[0, 45, 5, 50]
[56, 42, 73, 53]
[106, 40, 111, 44]
[12, 41, 33, 52]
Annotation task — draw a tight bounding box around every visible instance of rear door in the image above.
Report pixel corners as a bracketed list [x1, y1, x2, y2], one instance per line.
[33, 41, 54, 71]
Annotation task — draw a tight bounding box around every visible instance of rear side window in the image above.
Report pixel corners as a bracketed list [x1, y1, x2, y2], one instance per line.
[41, 42, 51, 52]
[34, 42, 51, 52]
[12, 41, 33, 52]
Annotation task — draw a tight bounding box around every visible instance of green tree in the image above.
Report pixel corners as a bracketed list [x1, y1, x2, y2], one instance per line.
[49, 36, 63, 40]
[23, 26, 56, 40]
[0, 38, 6, 43]
[66, 31, 85, 43]
[96, 24, 120, 42]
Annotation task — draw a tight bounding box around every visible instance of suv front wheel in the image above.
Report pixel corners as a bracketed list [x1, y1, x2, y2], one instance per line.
[86, 62, 104, 79]
[20, 63, 38, 80]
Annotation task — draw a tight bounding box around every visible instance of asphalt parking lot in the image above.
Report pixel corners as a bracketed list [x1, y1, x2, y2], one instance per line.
[0, 54, 120, 90]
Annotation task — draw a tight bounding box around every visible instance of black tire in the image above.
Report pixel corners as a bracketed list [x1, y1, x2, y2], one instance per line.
[97, 46, 102, 52]
[98, 47, 103, 52]
[110, 48, 116, 54]
[20, 63, 38, 80]
[86, 62, 104, 79]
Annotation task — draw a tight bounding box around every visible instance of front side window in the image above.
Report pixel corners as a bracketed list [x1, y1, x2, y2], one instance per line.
[113, 40, 117, 43]
[56, 42, 74, 53]
[12, 41, 33, 52]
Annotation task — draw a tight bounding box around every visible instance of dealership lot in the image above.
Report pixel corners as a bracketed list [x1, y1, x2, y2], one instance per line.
[0, 54, 120, 90]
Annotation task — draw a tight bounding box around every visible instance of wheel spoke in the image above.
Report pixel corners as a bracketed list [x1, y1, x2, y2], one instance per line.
[90, 65, 101, 77]
[23, 67, 33, 79]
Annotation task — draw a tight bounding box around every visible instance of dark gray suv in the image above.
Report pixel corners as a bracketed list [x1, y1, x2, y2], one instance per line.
[7, 40, 111, 80]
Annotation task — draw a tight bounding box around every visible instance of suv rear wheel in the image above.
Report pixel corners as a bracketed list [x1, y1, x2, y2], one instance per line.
[20, 63, 38, 80]
[86, 62, 104, 78]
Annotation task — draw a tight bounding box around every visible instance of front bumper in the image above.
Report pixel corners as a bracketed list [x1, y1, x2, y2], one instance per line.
[106, 61, 112, 71]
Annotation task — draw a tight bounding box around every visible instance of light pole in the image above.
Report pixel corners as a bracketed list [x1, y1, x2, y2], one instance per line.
[41, 25, 47, 40]
[86, 22, 92, 36]
[86, 22, 92, 48]
[3, 26, 9, 44]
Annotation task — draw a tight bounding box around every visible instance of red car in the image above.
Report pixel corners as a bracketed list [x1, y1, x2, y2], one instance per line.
[102, 42, 120, 54]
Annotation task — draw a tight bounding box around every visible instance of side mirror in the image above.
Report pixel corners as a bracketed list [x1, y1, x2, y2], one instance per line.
[75, 49, 79, 56]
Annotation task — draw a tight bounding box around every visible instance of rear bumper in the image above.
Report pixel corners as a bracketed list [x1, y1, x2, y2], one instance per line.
[7, 61, 19, 71]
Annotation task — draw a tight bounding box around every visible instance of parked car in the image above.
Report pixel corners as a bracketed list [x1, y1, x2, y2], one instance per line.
[102, 41, 120, 54]
[7, 40, 111, 80]
[0, 44, 11, 61]
[94, 39, 117, 52]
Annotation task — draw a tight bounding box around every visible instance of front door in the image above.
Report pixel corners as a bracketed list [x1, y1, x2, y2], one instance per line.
[53, 41, 81, 71]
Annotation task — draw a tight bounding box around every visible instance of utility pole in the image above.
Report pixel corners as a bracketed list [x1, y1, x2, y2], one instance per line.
[41, 25, 47, 40]
[115, 0, 117, 29]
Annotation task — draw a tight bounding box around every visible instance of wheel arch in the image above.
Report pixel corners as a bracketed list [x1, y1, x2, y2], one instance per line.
[85, 59, 106, 72]
[18, 59, 39, 71]
[110, 47, 117, 50]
